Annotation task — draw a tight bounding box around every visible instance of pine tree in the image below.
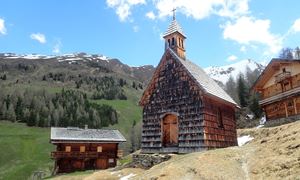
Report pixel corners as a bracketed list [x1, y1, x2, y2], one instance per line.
[225, 75, 238, 103]
[15, 96, 23, 120]
[130, 120, 137, 153]
[295, 47, 300, 59]
[279, 48, 293, 59]
[249, 93, 263, 118]
[6, 104, 16, 122]
[237, 74, 249, 107]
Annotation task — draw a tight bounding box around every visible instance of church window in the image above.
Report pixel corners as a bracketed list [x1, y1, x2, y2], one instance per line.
[217, 108, 224, 128]
[168, 39, 170, 46]
[172, 37, 175, 46]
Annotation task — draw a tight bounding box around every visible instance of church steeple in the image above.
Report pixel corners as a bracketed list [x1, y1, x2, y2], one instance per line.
[163, 9, 186, 59]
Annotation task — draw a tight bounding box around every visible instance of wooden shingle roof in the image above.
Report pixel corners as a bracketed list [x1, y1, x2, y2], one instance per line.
[168, 48, 237, 106]
[140, 48, 238, 107]
[163, 19, 186, 38]
[50, 127, 126, 143]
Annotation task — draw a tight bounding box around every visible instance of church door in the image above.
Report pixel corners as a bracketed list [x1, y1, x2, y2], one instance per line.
[162, 114, 178, 147]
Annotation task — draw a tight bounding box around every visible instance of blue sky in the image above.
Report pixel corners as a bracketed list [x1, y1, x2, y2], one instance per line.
[0, 0, 300, 67]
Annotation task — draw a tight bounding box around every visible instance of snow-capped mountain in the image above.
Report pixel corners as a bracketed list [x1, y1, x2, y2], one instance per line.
[204, 59, 265, 84]
[0, 52, 155, 83]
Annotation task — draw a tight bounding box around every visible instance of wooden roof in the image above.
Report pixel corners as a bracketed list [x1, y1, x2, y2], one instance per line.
[252, 58, 300, 91]
[140, 47, 238, 107]
[163, 19, 186, 38]
[50, 127, 126, 143]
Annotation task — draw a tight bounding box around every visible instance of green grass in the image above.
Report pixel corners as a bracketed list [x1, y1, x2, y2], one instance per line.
[0, 121, 54, 180]
[91, 87, 143, 152]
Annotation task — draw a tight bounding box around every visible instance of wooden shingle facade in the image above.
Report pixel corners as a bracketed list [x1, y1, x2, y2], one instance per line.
[50, 127, 126, 173]
[252, 59, 300, 122]
[139, 18, 238, 154]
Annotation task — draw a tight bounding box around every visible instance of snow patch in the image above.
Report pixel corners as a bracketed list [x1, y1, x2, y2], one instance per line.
[256, 124, 264, 129]
[204, 59, 264, 83]
[238, 135, 254, 146]
[120, 173, 136, 180]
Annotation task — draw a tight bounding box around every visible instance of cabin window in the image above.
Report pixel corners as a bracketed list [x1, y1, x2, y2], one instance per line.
[108, 158, 114, 163]
[65, 146, 71, 152]
[80, 146, 85, 153]
[97, 146, 102, 152]
[217, 108, 224, 128]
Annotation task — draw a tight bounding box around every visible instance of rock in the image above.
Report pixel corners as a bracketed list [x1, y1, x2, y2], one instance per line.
[129, 153, 171, 169]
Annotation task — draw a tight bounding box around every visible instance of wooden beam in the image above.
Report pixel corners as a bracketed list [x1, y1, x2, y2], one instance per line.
[294, 98, 298, 114]
[284, 102, 288, 117]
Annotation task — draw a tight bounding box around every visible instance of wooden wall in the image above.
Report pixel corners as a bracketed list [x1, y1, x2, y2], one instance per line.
[141, 54, 237, 153]
[52, 142, 118, 173]
[264, 96, 300, 120]
[203, 97, 237, 148]
[142, 56, 205, 153]
[262, 73, 300, 99]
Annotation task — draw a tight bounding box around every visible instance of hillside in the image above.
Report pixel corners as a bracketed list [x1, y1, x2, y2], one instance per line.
[52, 120, 300, 179]
[0, 121, 53, 180]
[0, 53, 152, 155]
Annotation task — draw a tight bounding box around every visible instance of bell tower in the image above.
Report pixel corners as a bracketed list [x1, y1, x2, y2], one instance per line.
[163, 9, 186, 59]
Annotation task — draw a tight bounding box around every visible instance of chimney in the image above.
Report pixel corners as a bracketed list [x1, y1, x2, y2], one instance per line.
[84, 124, 88, 130]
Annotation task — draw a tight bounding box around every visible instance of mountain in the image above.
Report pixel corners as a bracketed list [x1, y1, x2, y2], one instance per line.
[204, 59, 265, 84]
[0, 52, 155, 84]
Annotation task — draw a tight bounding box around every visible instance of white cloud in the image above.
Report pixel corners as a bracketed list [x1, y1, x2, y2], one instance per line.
[223, 16, 282, 54]
[291, 18, 300, 33]
[217, 0, 249, 18]
[153, 0, 249, 20]
[240, 46, 246, 52]
[53, 40, 62, 54]
[133, 25, 139, 32]
[226, 55, 238, 62]
[106, 0, 146, 21]
[146, 11, 156, 20]
[30, 33, 46, 44]
[0, 18, 7, 35]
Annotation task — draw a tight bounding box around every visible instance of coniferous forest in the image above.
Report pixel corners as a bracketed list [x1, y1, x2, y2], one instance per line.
[0, 88, 118, 128]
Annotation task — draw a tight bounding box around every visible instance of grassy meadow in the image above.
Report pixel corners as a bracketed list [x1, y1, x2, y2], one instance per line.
[0, 121, 54, 180]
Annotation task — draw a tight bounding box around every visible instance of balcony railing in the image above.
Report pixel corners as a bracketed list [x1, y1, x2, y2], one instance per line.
[51, 151, 115, 159]
[275, 71, 291, 83]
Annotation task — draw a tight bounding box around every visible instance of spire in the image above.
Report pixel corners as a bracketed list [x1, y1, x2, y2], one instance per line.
[172, 8, 176, 20]
[163, 11, 186, 60]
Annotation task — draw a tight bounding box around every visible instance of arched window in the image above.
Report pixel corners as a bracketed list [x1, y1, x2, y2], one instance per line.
[171, 37, 175, 46]
[181, 39, 184, 49]
[168, 39, 170, 46]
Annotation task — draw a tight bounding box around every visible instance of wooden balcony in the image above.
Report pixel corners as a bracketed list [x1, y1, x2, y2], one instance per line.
[51, 151, 115, 159]
[275, 71, 291, 83]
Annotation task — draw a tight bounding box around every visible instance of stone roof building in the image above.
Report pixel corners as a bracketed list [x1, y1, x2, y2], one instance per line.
[140, 16, 238, 154]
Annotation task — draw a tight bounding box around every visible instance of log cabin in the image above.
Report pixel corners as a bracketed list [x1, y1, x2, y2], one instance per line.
[50, 126, 126, 173]
[139, 15, 238, 154]
[252, 59, 300, 124]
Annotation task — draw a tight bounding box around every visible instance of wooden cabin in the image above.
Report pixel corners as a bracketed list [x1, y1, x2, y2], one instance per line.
[139, 16, 238, 154]
[252, 59, 300, 123]
[50, 127, 126, 173]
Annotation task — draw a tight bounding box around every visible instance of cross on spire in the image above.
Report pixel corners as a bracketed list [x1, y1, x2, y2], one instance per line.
[172, 8, 176, 20]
